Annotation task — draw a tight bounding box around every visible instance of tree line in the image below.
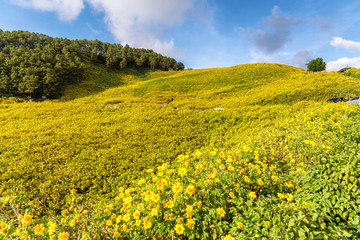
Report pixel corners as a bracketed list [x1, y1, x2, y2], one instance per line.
[0, 30, 185, 98]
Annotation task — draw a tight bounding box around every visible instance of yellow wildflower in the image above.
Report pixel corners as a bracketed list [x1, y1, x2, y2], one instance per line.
[217, 207, 226, 218]
[271, 175, 279, 181]
[122, 214, 130, 222]
[58, 232, 70, 240]
[22, 214, 32, 225]
[224, 234, 235, 240]
[143, 217, 152, 230]
[106, 220, 113, 226]
[237, 221, 244, 230]
[133, 210, 141, 219]
[186, 185, 196, 195]
[150, 208, 158, 216]
[178, 167, 187, 176]
[186, 218, 195, 229]
[244, 176, 251, 183]
[248, 191, 257, 199]
[174, 224, 185, 235]
[257, 178, 264, 186]
[48, 220, 57, 235]
[285, 193, 293, 202]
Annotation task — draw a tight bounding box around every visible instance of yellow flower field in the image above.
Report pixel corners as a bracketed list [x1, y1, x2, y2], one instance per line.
[0, 63, 359, 239]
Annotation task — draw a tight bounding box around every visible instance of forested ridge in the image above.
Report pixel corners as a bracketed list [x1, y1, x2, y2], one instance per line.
[0, 29, 184, 98]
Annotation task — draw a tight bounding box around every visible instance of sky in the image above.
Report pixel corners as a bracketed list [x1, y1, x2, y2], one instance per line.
[1, 0, 360, 71]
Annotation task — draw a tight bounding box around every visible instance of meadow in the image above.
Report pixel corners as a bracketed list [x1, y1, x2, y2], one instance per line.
[0, 63, 359, 239]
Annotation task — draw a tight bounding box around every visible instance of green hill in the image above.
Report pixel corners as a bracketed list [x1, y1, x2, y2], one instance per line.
[1, 63, 360, 239]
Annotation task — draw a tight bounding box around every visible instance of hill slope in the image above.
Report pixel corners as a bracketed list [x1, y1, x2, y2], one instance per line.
[1, 63, 360, 239]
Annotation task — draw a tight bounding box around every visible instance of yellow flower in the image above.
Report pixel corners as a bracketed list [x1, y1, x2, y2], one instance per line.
[229, 192, 235, 198]
[50, 236, 56, 240]
[196, 201, 202, 208]
[150, 208, 158, 216]
[22, 214, 32, 225]
[166, 200, 175, 209]
[237, 221, 244, 230]
[61, 210, 68, 218]
[285, 193, 293, 202]
[58, 232, 70, 240]
[224, 234, 235, 240]
[175, 224, 185, 235]
[243, 176, 251, 183]
[285, 181, 293, 188]
[133, 210, 141, 219]
[113, 232, 120, 238]
[151, 194, 160, 203]
[295, 185, 301, 191]
[248, 191, 257, 199]
[156, 179, 167, 190]
[122, 214, 130, 222]
[0, 228, 8, 235]
[271, 175, 279, 181]
[277, 193, 285, 199]
[143, 217, 152, 230]
[186, 205, 194, 218]
[216, 207, 226, 218]
[106, 220, 113, 226]
[178, 167, 187, 176]
[48, 220, 57, 235]
[172, 183, 182, 194]
[186, 185, 196, 195]
[257, 178, 264, 186]
[75, 214, 82, 221]
[186, 218, 195, 229]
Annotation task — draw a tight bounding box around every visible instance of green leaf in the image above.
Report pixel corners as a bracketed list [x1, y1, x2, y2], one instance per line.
[312, 213, 319, 222]
[288, 218, 296, 228]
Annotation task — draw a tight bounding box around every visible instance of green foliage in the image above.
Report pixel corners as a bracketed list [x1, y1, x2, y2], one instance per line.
[306, 58, 326, 72]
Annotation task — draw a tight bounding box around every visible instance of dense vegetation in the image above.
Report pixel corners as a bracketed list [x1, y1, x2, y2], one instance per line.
[0, 62, 360, 239]
[0, 30, 183, 98]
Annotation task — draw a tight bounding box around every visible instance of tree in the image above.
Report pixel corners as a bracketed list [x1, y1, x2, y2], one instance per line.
[176, 62, 185, 71]
[306, 58, 326, 72]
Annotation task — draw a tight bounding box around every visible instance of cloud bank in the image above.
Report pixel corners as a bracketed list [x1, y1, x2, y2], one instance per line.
[330, 37, 360, 51]
[12, 0, 199, 57]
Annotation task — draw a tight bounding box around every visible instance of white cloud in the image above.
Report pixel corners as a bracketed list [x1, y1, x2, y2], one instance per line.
[11, 0, 202, 58]
[330, 37, 360, 51]
[12, 0, 84, 21]
[327, 56, 360, 71]
[249, 50, 273, 63]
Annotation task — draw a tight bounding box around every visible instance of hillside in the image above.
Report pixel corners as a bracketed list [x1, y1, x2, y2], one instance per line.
[1, 63, 360, 239]
[0, 30, 184, 98]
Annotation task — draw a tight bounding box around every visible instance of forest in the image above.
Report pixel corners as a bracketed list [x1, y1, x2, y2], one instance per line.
[0, 30, 184, 98]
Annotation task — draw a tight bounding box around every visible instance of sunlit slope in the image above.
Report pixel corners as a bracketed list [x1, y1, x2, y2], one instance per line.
[94, 63, 360, 109]
[60, 64, 179, 100]
[1, 63, 360, 210]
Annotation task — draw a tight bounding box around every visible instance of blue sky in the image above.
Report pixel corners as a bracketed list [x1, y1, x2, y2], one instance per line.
[1, 0, 360, 70]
